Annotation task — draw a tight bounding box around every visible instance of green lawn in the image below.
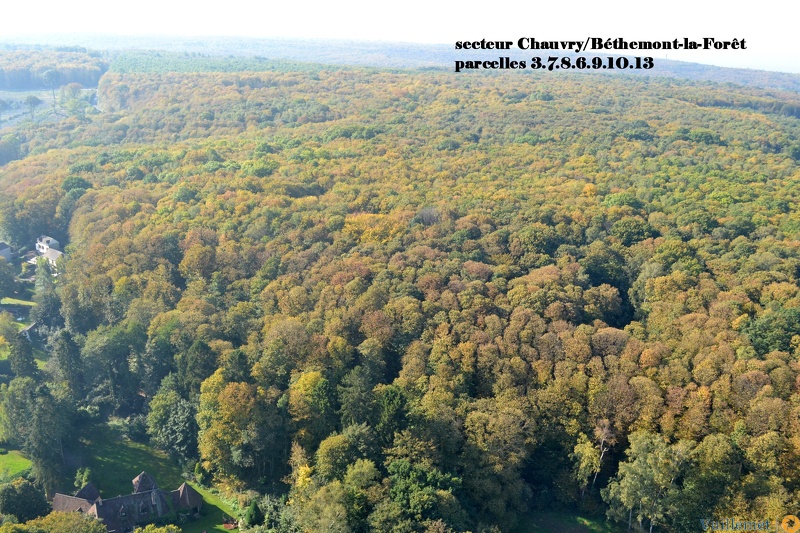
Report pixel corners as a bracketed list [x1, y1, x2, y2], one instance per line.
[81, 424, 185, 497]
[0, 298, 36, 306]
[32, 347, 49, 369]
[79, 424, 237, 532]
[181, 485, 238, 533]
[0, 449, 33, 482]
[516, 511, 625, 533]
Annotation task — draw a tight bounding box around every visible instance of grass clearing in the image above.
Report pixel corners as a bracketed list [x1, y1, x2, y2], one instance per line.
[515, 511, 625, 533]
[181, 485, 238, 533]
[0, 298, 36, 306]
[80, 423, 237, 531]
[0, 449, 32, 482]
[32, 345, 49, 368]
[81, 423, 184, 497]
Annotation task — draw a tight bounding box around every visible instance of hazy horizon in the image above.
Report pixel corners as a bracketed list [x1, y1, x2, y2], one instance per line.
[0, 0, 796, 74]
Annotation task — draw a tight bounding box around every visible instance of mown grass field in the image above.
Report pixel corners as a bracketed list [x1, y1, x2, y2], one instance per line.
[79, 424, 238, 532]
[0, 297, 36, 307]
[0, 449, 32, 482]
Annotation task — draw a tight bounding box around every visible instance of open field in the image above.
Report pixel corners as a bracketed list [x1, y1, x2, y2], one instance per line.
[0, 297, 36, 306]
[0, 88, 55, 127]
[0, 449, 32, 482]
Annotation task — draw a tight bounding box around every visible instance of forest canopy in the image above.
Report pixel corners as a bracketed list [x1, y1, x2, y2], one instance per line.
[1, 49, 800, 532]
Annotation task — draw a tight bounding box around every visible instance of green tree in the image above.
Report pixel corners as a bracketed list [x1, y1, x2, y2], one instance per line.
[7, 337, 38, 380]
[147, 381, 198, 464]
[81, 323, 144, 414]
[315, 433, 353, 483]
[61, 176, 91, 192]
[41, 70, 61, 111]
[26, 511, 106, 533]
[133, 526, 181, 533]
[33, 260, 54, 296]
[0, 479, 49, 523]
[198, 371, 287, 483]
[24, 96, 41, 121]
[74, 467, 92, 490]
[50, 330, 83, 400]
[571, 433, 599, 500]
[0, 259, 15, 299]
[572, 421, 616, 499]
[342, 459, 382, 532]
[337, 367, 376, 428]
[175, 339, 217, 398]
[668, 434, 743, 532]
[243, 500, 264, 528]
[0, 380, 66, 494]
[30, 260, 61, 330]
[743, 306, 800, 355]
[0, 134, 21, 165]
[288, 371, 336, 450]
[294, 480, 350, 533]
[602, 431, 693, 533]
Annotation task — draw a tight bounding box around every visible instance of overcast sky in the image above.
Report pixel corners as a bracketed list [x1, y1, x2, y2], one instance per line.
[3, 0, 796, 74]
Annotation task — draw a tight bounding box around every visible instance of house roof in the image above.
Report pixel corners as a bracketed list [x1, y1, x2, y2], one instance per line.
[52, 493, 97, 513]
[75, 482, 101, 502]
[92, 490, 172, 533]
[170, 482, 203, 510]
[0, 241, 9, 250]
[52, 471, 202, 532]
[132, 471, 158, 493]
[43, 248, 63, 263]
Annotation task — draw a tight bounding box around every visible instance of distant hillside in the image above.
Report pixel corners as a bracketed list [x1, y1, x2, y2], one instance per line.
[0, 48, 108, 90]
[3, 34, 800, 92]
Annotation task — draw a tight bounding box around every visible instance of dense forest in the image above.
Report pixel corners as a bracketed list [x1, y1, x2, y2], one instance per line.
[2, 48, 800, 532]
[0, 49, 107, 90]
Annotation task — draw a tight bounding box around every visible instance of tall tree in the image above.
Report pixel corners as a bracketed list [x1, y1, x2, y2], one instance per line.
[147, 379, 198, 464]
[8, 336, 38, 379]
[49, 329, 83, 400]
[198, 371, 287, 483]
[24, 96, 41, 121]
[0, 379, 66, 495]
[0, 259, 15, 299]
[41, 70, 61, 112]
[602, 431, 693, 533]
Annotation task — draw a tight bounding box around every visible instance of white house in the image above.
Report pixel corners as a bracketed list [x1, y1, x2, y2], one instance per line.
[36, 235, 60, 254]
